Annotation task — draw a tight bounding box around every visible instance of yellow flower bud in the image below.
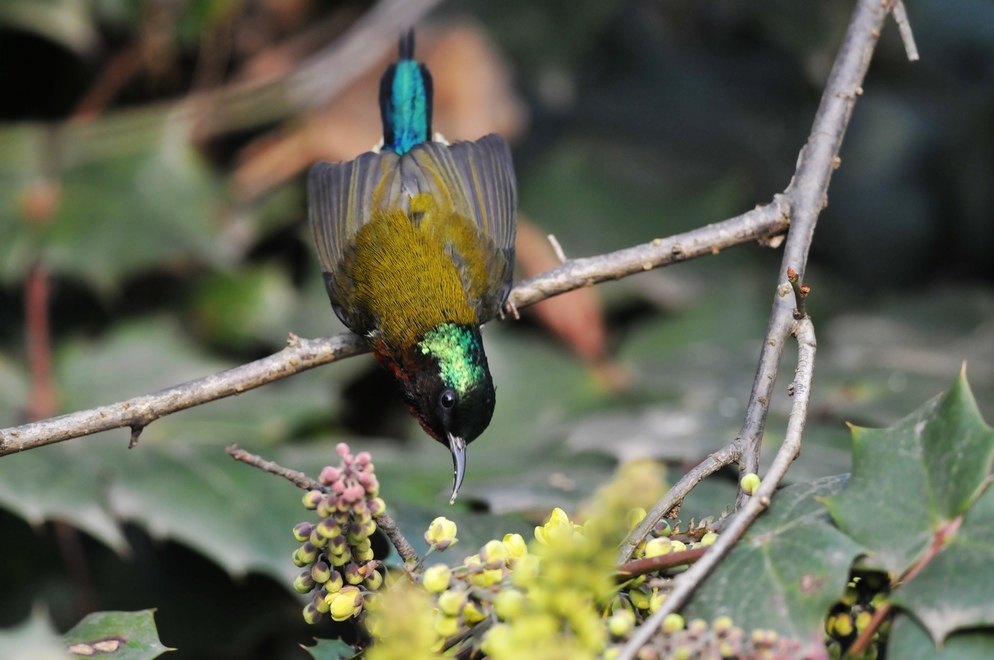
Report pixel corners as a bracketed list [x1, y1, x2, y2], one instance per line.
[535, 507, 572, 546]
[608, 609, 636, 638]
[481, 624, 511, 657]
[363, 570, 384, 591]
[629, 588, 651, 611]
[462, 599, 487, 624]
[433, 613, 460, 639]
[422, 564, 452, 593]
[510, 553, 541, 588]
[740, 472, 761, 495]
[482, 567, 503, 586]
[493, 588, 526, 621]
[661, 613, 684, 633]
[437, 589, 467, 616]
[480, 539, 509, 569]
[833, 613, 854, 637]
[626, 507, 648, 530]
[700, 531, 718, 546]
[712, 615, 734, 634]
[502, 533, 528, 561]
[424, 517, 458, 550]
[644, 537, 673, 558]
[329, 586, 362, 622]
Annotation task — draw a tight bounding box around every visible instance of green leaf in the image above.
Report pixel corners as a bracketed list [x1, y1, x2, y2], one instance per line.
[889, 486, 994, 643]
[888, 611, 994, 660]
[302, 638, 358, 660]
[0, 441, 128, 551]
[190, 265, 299, 350]
[684, 475, 864, 654]
[0, 111, 229, 291]
[0, 440, 312, 582]
[823, 370, 994, 576]
[106, 443, 313, 581]
[63, 610, 170, 659]
[0, 351, 29, 423]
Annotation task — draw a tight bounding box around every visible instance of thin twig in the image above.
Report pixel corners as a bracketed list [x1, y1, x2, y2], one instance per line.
[846, 602, 892, 658]
[618, 319, 816, 659]
[786, 266, 809, 319]
[70, 44, 144, 122]
[225, 444, 420, 564]
[890, 1, 919, 62]
[616, 546, 708, 580]
[617, 443, 739, 564]
[547, 234, 567, 263]
[25, 262, 56, 422]
[0, 202, 788, 457]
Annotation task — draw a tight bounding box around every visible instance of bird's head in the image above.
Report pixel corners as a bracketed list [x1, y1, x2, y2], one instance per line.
[380, 323, 496, 503]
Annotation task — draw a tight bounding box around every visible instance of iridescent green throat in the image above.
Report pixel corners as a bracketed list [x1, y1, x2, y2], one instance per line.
[418, 323, 485, 395]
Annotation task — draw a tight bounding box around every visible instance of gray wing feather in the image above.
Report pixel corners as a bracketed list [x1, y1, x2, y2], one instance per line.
[308, 134, 517, 319]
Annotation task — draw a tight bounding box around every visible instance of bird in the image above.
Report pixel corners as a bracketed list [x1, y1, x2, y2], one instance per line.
[308, 30, 517, 503]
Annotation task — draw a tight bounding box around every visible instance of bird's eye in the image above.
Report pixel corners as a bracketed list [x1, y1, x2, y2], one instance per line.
[439, 388, 457, 410]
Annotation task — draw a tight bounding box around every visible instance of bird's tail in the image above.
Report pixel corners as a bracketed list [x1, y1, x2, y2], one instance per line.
[379, 29, 433, 155]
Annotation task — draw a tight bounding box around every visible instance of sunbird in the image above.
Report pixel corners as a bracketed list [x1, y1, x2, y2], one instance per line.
[308, 31, 517, 502]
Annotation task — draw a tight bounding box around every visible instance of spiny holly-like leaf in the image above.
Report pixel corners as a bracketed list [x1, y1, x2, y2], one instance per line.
[63, 610, 170, 660]
[889, 485, 994, 643]
[887, 610, 994, 659]
[685, 475, 865, 655]
[823, 369, 994, 577]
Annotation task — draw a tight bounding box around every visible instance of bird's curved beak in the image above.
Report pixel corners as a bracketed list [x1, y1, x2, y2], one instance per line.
[447, 433, 467, 504]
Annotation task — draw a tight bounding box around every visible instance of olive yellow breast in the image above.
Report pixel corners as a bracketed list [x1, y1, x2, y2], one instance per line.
[346, 193, 492, 349]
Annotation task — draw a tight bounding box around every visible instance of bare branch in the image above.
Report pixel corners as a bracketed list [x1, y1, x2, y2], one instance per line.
[738, 0, 894, 477]
[0, 202, 788, 457]
[617, 0, 900, 586]
[504, 198, 788, 312]
[0, 334, 366, 455]
[618, 319, 816, 659]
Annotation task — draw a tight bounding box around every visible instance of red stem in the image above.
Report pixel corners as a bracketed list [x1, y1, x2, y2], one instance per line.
[26, 262, 56, 421]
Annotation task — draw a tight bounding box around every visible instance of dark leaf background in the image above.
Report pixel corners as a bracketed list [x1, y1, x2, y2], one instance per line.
[0, 0, 992, 657]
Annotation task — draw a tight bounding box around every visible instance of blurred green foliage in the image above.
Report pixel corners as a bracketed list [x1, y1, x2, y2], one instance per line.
[0, 1, 992, 657]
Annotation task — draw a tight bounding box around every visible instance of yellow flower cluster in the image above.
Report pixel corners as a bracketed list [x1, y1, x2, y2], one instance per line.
[364, 461, 666, 659]
[365, 581, 438, 660]
[482, 506, 614, 660]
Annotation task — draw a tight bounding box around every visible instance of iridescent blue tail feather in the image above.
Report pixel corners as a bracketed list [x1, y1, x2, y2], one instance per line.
[379, 30, 433, 155]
